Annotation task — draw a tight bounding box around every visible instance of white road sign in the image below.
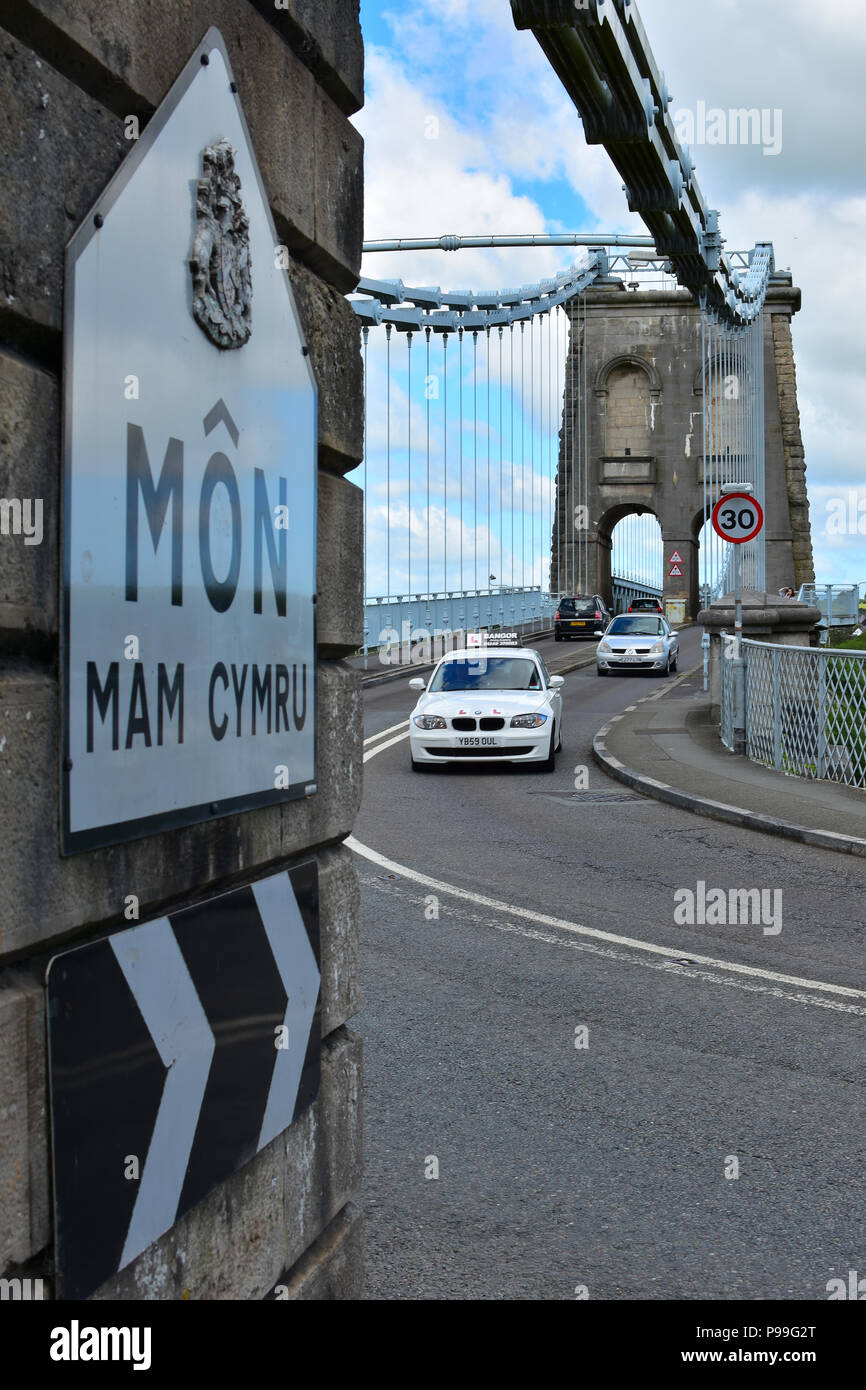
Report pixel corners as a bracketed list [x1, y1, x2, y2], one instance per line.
[62, 30, 317, 852]
[711, 493, 765, 545]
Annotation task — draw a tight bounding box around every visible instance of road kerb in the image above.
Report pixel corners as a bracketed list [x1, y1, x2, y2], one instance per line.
[592, 668, 866, 860]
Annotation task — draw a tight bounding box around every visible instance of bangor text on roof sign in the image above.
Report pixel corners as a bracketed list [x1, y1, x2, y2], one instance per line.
[62, 29, 316, 853]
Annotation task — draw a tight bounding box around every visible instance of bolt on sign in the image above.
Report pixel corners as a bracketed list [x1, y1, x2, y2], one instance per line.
[61, 29, 316, 853]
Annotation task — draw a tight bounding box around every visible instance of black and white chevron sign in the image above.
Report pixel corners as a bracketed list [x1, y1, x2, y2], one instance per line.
[47, 863, 319, 1300]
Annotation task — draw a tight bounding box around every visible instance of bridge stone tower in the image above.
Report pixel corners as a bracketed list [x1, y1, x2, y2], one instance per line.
[551, 276, 813, 617]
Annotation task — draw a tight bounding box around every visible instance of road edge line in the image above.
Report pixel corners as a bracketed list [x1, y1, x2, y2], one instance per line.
[346, 834, 866, 1000]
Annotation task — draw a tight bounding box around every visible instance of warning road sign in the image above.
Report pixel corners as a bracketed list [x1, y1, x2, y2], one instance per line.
[47, 863, 320, 1300]
[668, 564, 683, 577]
[668, 550, 683, 564]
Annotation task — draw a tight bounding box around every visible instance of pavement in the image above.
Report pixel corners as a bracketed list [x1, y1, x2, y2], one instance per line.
[594, 666, 866, 859]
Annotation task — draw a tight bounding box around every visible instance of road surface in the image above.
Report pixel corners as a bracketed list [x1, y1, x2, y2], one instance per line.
[352, 628, 866, 1300]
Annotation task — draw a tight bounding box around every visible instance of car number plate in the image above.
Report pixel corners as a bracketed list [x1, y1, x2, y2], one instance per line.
[570, 621, 586, 627]
[621, 656, 643, 663]
[457, 736, 502, 747]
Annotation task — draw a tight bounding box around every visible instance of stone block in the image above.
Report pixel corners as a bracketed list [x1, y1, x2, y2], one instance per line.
[269, 1199, 362, 1299]
[0, 24, 127, 336]
[306, 83, 364, 291]
[0, 350, 58, 640]
[246, 0, 363, 117]
[289, 256, 364, 471]
[92, 1026, 362, 1300]
[317, 843, 361, 1037]
[0, 2, 362, 297]
[317, 471, 364, 657]
[0, 659, 362, 958]
[0, 971, 48, 1271]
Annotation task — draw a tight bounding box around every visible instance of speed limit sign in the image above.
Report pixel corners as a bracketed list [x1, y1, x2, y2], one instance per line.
[711, 492, 764, 545]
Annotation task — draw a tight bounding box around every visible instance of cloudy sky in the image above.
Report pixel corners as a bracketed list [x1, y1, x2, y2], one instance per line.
[353, 0, 866, 593]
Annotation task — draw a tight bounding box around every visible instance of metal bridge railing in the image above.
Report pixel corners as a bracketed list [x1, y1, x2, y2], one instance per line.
[726, 639, 866, 787]
[719, 638, 735, 752]
[360, 578, 662, 656]
[361, 588, 557, 658]
[797, 583, 860, 642]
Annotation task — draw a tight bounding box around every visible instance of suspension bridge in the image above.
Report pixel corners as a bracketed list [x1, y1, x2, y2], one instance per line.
[349, 0, 812, 653]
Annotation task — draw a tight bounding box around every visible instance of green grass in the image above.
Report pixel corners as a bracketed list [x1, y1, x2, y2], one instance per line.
[831, 632, 866, 652]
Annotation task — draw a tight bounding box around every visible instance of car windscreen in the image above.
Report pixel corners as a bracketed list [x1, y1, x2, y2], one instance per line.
[631, 600, 659, 610]
[430, 657, 542, 691]
[558, 598, 595, 616]
[608, 617, 664, 637]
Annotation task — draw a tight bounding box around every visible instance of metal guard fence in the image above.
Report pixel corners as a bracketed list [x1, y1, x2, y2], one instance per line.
[737, 639, 866, 787]
[720, 640, 735, 751]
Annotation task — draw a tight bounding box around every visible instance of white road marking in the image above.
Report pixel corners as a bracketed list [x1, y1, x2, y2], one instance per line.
[252, 875, 321, 1152]
[364, 720, 410, 746]
[363, 872, 866, 1017]
[363, 730, 410, 763]
[110, 921, 214, 1266]
[346, 836, 866, 1004]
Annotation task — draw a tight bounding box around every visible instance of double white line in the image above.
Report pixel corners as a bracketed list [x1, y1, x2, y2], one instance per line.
[363, 720, 409, 763]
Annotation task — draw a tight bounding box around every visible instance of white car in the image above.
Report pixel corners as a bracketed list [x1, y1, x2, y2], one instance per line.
[407, 646, 564, 772]
[596, 614, 680, 676]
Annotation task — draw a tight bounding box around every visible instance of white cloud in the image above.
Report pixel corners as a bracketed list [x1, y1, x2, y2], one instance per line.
[355, 48, 564, 290]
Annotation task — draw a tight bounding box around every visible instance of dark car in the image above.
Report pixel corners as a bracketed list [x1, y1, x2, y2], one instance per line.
[554, 594, 609, 641]
[628, 597, 664, 614]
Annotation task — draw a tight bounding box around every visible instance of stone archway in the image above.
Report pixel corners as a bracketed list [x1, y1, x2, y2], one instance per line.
[595, 502, 659, 610]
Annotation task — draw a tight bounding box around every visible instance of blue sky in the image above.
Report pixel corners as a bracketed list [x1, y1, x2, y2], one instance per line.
[354, 0, 866, 594]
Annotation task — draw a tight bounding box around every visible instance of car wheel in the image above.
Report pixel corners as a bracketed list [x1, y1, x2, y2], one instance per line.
[671, 650, 679, 672]
[596, 665, 608, 677]
[556, 722, 563, 752]
[661, 654, 672, 677]
[411, 756, 427, 772]
[554, 632, 562, 642]
[540, 726, 556, 772]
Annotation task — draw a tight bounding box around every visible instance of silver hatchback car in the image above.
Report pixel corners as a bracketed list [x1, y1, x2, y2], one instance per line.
[596, 613, 679, 676]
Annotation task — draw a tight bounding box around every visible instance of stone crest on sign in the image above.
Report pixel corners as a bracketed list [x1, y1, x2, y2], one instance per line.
[189, 137, 252, 348]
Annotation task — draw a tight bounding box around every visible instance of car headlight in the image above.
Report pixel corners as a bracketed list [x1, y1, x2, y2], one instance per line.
[649, 642, 664, 654]
[510, 713, 548, 728]
[598, 641, 611, 653]
[413, 715, 447, 730]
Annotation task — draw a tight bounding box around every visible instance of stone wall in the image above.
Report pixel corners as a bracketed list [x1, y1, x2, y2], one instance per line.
[771, 312, 814, 588]
[0, 0, 365, 1300]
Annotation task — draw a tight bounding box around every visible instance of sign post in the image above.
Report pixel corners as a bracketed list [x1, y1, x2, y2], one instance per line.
[711, 489, 765, 754]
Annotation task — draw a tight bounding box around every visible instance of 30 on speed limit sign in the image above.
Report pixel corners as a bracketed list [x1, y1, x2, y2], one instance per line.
[711, 492, 764, 544]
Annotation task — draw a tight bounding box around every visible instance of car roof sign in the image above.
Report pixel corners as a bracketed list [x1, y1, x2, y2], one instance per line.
[467, 631, 521, 648]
